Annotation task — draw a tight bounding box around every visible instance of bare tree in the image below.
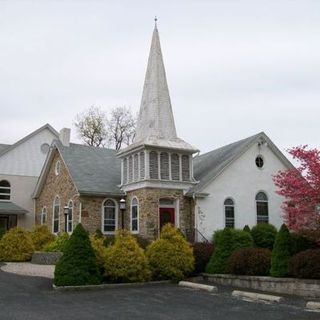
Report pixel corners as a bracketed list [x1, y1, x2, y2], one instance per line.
[74, 106, 107, 147]
[74, 106, 136, 150]
[107, 106, 136, 150]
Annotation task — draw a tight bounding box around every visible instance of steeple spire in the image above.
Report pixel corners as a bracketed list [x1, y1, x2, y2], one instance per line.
[134, 23, 178, 143]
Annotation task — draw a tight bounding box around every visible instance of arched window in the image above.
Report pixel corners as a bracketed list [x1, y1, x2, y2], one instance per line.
[256, 192, 269, 224]
[0, 180, 11, 201]
[67, 200, 73, 233]
[131, 197, 139, 233]
[160, 152, 169, 180]
[102, 199, 117, 233]
[224, 198, 235, 228]
[182, 155, 190, 181]
[171, 154, 180, 180]
[149, 151, 159, 179]
[41, 207, 47, 225]
[53, 196, 60, 233]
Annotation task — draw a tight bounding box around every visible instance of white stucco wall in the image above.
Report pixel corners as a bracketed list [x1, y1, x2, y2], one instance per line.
[0, 174, 38, 229]
[0, 128, 56, 176]
[195, 143, 289, 241]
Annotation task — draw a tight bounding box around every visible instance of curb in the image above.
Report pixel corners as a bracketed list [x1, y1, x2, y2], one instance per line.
[53, 280, 171, 291]
[306, 301, 320, 311]
[179, 281, 217, 292]
[232, 290, 283, 303]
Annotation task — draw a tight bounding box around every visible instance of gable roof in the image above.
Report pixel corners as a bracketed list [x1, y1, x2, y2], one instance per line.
[34, 140, 123, 198]
[0, 124, 59, 157]
[189, 132, 294, 195]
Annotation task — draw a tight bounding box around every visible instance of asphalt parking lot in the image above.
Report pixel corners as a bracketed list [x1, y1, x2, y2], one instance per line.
[0, 270, 318, 320]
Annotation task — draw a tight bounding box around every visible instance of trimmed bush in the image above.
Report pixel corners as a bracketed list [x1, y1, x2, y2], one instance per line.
[206, 228, 254, 274]
[90, 235, 107, 272]
[243, 225, 251, 233]
[54, 224, 101, 286]
[290, 232, 313, 255]
[251, 223, 277, 249]
[227, 248, 271, 276]
[104, 230, 150, 283]
[192, 242, 214, 274]
[43, 232, 69, 253]
[270, 224, 291, 277]
[146, 224, 194, 280]
[30, 225, 55, 251]
[0, 227, 34, 261]
[289, 249, 320, 279]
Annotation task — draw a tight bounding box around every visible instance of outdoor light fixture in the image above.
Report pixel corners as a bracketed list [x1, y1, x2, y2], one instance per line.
[119, 198, 126, 229]
[63, 205, 69, 232]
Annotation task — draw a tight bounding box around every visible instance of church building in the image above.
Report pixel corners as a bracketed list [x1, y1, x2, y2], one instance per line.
[33, 24, 293, 241]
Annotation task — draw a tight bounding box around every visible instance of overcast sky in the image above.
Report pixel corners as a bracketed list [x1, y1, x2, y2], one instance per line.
[0, 0, 319, 155]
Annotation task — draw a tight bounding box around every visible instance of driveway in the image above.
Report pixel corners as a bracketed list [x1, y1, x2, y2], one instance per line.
[0, 270, 318, 320]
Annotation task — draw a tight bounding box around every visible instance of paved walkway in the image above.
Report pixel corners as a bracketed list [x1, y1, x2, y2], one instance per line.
[1, 262, 54, 278]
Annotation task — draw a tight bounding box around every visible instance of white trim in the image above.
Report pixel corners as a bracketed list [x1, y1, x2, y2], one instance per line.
[130, 196, 139, 234]
[52, 195, 60, 234]
[41, 206, 47, 225]
[101, 198, 119, 235]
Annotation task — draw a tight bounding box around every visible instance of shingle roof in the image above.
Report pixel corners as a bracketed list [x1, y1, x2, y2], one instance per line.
[0, 202, 28, 215]
[56, 140, 123, 196]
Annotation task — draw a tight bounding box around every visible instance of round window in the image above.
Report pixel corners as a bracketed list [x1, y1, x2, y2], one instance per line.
[41, 143, 50, 154]
[55, 160, 61, 175]
[255, 155, 264, 168]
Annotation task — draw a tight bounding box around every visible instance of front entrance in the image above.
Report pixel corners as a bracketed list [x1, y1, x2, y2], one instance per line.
[159, 207, 175, 230]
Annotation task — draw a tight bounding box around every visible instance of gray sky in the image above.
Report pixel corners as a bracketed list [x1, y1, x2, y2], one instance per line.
[0, 0, 319, 154]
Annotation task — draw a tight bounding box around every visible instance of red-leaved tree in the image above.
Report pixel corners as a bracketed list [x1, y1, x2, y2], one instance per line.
[273, 146, 320, 232]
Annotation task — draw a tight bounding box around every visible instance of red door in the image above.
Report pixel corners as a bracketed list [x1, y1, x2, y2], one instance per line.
[159, 207, 175, 230]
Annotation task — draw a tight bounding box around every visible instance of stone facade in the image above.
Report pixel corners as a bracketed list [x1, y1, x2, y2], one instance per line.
[126, 188, 195, 240]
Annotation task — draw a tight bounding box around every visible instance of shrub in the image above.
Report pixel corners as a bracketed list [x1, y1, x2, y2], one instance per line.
[0, 227, 35, 262]
[192, 242, 214, 274]
[104, 230, 150, 283]
[298, 230, 320, 247]
[90, 235, 107, 272]
[227, 248, 271, 276]
[146, 224, 194, 280]
[270, 224, 291, 277]
[206, 228, 253, 274]
[243, 225, 251, 233]
[103, 235, 115, 247]
[133, 235, 151, 250]
[290, 232, 313, 255]
[289, 249, 320, 279]
[43, 232, 69, 253]
[93, 229, 104, 239]
[0, 228, 6, 240]
[30, 225, 55, 251]
[251, 223, 277, 249]
[54, 224, 101, 286]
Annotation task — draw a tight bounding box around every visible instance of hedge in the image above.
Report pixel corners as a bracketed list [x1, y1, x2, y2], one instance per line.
[289, 249, 320, 279]
[251, 223, 277, 250]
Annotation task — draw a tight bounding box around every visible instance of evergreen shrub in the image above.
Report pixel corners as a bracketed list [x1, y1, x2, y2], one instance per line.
[54, 224, 101, 286]
[290, 232, 313, 255]
[270, 224, 291, 277]
[90, 235, 107, 272]
[227, 248, 271, 276]
[243, 225, 251, 233]
[192, 242, 214, 274]
[43, 232, 69, 253]
[251, 223, 277, 249]
[104, 230, 150, 283]
[30, 225, 55, 251]
[289, 249, 320, 279]
[146, 224, 194, 280]
[206, 228, 254, 274]
[0, 227, 34, 261]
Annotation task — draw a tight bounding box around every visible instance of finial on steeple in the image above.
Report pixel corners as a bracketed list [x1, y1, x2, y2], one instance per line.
[154, 16, 158, 28]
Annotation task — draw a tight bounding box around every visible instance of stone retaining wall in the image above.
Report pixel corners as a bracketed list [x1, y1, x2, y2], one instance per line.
[31, 252, 63, 265]
[202, 273, 320, 298]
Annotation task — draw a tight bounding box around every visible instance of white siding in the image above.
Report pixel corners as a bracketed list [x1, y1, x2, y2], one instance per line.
[196, 143, 288, 241]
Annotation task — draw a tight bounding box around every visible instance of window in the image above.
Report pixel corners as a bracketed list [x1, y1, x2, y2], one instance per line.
[182, 155, 190, 181]
[131, 198, 139, 233]
[134, 154, 139, 181]
[149, 151, 159, 179]
[129, 156, 133, 182]
[256, 192, 269, 224]
[67, 200, 73, 233]
[140, 152, 145, 179]
[171, 153, 180, 180]
[224, 198, 235, 228]
[160, 152, 169, 180]
[102, 199, 117, 233]
[41, 207, 47, 225]
[123, 158, 128, 184]
[0, 180, 10, 201]
[55, 160, 61, 176]
[255, 155, 264, 168]
[53, 196, 60, 233]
